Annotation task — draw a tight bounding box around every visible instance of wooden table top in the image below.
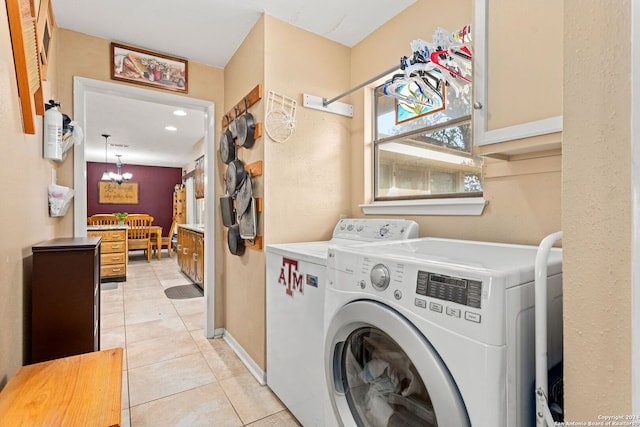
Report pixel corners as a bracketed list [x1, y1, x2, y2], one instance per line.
[0, 348, 123, 427]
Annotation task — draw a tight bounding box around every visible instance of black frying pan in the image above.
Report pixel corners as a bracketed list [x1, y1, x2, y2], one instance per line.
[219, 114, 236, 164]
[225, 159, 246, 196]
[227, 224, 245, 256]
[236, 97, 256, 148]
[220, 195, 235, 227]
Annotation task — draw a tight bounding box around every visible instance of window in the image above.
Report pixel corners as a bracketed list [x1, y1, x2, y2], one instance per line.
[373, 78, 482, 201]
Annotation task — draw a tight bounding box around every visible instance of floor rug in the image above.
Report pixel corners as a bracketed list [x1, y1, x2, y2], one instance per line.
[164, 284, 203, 299]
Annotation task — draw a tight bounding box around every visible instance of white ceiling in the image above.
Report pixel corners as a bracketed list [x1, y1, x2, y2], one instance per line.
[84, 92, 206, 168]
[51, 0, 416, 168]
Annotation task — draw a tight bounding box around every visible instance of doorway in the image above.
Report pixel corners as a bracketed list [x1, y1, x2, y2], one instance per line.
[72, 77, 217, 338]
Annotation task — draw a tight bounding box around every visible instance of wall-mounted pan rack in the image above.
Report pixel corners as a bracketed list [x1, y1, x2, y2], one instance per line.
[223, 84, 262, 127]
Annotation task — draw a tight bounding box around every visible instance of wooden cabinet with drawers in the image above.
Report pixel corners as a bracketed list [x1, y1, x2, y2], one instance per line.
[177, 225, 204, 288]
[87, 226, 128, 282]
[31, 237, 101, 363]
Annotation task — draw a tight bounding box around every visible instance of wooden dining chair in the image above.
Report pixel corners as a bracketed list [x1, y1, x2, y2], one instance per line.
[151, 218, 177, 259]
[87, 214, 119, 225]
[125, 215, 154, 262]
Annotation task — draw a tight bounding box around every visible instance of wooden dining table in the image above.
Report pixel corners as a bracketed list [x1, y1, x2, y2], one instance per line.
[151, 225, 163, 260]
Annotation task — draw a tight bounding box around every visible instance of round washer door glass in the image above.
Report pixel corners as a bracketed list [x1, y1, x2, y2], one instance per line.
[340, 327, 436, 426]
[326, 301, 469, 427]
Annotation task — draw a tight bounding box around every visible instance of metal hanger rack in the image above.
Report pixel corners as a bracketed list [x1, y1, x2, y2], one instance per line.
[303, 65, 398, 117]
[303, 25, 472, 118]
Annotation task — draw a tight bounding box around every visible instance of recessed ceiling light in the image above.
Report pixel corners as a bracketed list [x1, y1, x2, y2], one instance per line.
[165, 126, 177, 131]
[173, 109, 187, 116]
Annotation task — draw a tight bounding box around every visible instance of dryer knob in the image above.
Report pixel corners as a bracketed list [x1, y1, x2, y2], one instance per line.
[370, 264, 390, 291]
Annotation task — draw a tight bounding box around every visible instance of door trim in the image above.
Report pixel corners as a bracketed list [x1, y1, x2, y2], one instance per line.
[72, 77, 217, 338]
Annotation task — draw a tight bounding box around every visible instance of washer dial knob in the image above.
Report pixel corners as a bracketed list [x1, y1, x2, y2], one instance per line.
[370, 264, 391, 291]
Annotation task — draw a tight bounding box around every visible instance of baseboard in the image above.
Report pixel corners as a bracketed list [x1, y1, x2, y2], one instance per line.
[222, 330, 267, 385]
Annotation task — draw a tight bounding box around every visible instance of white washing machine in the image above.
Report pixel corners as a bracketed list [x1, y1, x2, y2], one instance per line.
[266, 219, 419, 427]
[324, 238, 563, 427]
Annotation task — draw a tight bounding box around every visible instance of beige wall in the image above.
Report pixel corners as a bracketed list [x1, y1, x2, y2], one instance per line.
[222, 16, 267, 368]
[563, 0, 632, 418]
[263, 15, 352, 244]
[349, 0, 561, 246]
[55, 29, 227, 328]
[0, 1, 61, 385]
[221, 14, 352, 370]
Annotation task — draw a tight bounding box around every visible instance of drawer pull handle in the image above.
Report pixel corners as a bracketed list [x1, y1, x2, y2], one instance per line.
[111, 257, 119, 261]
[112, 268, 121, 272]
[111, 245, 120, 249]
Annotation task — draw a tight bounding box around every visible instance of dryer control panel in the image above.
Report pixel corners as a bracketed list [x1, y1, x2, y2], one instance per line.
[331, 219, 419, 242]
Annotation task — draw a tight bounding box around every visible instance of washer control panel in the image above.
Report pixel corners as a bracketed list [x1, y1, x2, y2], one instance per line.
[416, 271, 482, 308]
[328, 250, 493, 341]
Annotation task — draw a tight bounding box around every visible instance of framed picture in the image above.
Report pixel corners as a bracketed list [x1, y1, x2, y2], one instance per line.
[99, 181, 139, 204]
[111, 42, 188, 93]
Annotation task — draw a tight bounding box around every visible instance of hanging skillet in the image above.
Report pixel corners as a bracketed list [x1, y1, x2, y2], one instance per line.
[227, 224, 245, 256]
[225, 158, 246, 196]
[219, 114, 236, 164]
[220, 194, 235, 227]
[236, 97, 256, 148]
[235, 174, 253, 217]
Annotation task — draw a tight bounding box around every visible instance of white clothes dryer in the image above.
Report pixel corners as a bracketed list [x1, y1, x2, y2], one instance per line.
[266, 219, 418, 427]
[324, 238, 563, 427]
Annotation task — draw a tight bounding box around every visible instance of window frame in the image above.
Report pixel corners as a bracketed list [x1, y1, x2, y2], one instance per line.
[365, 84, 487, 216]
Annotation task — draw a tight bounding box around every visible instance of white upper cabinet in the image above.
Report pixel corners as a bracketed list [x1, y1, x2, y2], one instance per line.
[473, 0, 562, 152]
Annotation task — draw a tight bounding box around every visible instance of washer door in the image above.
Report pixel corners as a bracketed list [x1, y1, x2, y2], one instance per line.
[325, 300, 470, 427]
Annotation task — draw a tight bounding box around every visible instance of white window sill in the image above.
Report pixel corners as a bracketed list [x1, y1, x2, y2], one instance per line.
[360, 197, 488, 216]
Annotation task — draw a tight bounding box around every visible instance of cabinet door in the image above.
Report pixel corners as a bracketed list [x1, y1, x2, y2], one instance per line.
[195, 233, 204, 286]
[473, 0, 562, 146]
[177, 228, 186, 270]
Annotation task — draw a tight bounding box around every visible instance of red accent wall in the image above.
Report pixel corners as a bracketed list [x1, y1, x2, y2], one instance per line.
[87, 162, 182, 233]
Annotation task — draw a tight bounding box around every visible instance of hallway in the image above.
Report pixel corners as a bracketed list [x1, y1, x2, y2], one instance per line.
[99, 253, 300, 426]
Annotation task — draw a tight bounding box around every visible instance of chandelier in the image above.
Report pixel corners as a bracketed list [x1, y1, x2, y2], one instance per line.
[101, 134, 132, 185]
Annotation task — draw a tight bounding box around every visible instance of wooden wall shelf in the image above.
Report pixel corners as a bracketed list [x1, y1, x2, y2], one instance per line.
[244, 236, 263, 250]
[245, 160, 263, 177]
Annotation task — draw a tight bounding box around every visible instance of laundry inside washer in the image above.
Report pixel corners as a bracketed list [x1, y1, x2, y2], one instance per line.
[339, 327, 436, 427]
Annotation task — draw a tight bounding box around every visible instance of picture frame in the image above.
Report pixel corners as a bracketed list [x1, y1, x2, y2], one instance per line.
[110, 42, 188, 93]
[6, 0, 45, 134]
[98, 181, 139, 204]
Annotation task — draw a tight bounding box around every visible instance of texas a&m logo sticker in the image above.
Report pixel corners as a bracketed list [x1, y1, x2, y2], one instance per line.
[279, 257, 304, 296]
[277, 257, 319, 296]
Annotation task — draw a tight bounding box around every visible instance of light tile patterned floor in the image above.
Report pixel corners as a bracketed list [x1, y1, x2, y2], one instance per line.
[100, 252, 301, 427]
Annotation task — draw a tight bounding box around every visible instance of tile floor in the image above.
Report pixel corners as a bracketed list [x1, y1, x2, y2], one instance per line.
[100, 252, 301, 427]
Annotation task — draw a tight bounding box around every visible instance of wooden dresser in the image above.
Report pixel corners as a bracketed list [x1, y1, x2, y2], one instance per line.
[31, 237, 101, 364]
[88, 225, 128, 282]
